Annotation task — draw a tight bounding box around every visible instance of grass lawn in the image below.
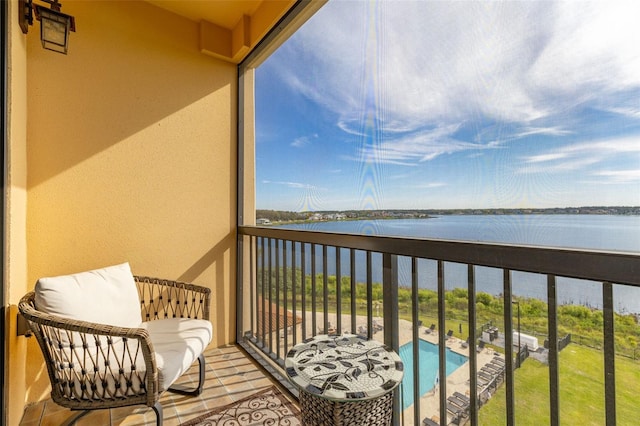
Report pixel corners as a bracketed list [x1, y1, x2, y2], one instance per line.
[478, 344, 639, 425]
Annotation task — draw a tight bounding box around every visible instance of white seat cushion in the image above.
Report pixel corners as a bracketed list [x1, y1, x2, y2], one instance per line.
[142, 318, 213, 391]
[34, 262, 142, 328]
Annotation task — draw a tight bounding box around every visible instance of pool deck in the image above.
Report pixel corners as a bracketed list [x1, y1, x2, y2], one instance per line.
[298, 313, 501, 425]
[395, 319, 500, 425]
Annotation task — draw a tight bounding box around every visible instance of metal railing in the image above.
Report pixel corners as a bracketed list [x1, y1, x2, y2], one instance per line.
[236, 225, 640, 426]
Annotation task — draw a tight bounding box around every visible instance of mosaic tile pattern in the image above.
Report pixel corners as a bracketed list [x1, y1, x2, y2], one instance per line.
[285, 334, 404, 401]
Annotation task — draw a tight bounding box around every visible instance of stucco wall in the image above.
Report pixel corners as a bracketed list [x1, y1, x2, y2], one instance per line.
[22, 0, 237, 405]
[6, 0, 30, 424]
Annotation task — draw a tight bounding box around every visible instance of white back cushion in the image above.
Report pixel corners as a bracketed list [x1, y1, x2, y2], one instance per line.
[35, 262, 142, 328]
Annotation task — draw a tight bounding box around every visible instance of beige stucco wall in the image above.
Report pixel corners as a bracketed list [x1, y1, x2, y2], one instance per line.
[6, 0, 30, 424]
[18, 0, 238, 407]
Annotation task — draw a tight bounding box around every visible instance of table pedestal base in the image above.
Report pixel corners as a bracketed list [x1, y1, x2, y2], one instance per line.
[299, 390, 393, 426]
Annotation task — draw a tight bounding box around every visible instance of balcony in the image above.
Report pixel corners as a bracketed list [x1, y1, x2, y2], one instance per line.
[16, 226, 639, 425]
[237, 225, 640, 426]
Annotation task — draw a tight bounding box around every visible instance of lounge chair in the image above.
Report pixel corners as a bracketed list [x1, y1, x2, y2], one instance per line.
[478, 370, 493, 381]
[484, 363, 502, 373]
[425, 323, 436, 334]
[18, 263, 212, 426]
[492, 356, 505, 365]
[447, 402, 463, 416]
[477, 340, 485, 353]
[476, 375, 490, 388]
[445, 329, 454, 340]
[489, 360, 505, 370]
[447, 395, 468, 411]
[461, 337, 469, 348]
[422, 417, 439, 426]
[454, 391, 471, 405]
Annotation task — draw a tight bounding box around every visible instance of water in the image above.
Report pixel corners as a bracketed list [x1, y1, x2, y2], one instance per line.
[277, 215, 640, 313]
[398, 340, 467, 409]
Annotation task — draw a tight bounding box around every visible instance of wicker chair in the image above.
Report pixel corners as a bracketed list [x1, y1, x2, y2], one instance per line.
[18, 263, 212, 426]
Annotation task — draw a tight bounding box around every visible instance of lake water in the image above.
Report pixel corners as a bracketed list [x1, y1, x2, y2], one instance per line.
[277, 215, 640, 313]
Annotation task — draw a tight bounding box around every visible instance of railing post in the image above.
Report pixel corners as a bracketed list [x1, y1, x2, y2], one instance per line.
[383, 253, 400, 426]
[467, 264, 478, 426]
[503, 269, 515, 426]
[603, 282, 617, 426]
[547, 275, 560, 426]
[437, 260, 446, 426]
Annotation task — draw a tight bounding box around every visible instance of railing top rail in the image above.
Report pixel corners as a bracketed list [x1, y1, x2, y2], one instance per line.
[239, 225, 640, 287]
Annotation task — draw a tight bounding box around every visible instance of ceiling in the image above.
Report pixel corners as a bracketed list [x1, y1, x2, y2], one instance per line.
[144, 0, 301, 63]
[145, 0, 267, 30]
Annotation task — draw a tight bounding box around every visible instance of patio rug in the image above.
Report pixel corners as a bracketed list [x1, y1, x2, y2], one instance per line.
[180, 385, 301, 426]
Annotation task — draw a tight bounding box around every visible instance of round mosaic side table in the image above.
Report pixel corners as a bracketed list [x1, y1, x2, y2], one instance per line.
[285, 334, 404, 426]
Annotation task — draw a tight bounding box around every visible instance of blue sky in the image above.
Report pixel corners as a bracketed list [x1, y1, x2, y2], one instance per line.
[255, 0, 640, 212]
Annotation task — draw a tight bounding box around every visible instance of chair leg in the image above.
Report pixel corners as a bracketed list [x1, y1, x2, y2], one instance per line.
[60, 410, 90, 426]
[152, 401, 163, 426]
[168, 353, 205, 396]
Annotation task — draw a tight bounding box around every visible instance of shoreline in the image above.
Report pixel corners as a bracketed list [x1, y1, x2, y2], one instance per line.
[257, 207, 640, 226]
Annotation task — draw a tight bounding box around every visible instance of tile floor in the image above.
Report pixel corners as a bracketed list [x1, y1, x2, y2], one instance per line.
[18, 345, 297, 426]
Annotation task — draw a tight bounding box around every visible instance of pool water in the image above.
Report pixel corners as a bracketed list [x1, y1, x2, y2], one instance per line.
[398, 340, 468, 409]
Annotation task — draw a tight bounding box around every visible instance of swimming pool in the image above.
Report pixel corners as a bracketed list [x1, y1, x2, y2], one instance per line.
[398, 340, 468, 409]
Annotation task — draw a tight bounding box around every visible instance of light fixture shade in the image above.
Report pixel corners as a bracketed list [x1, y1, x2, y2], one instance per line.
[35, 5, 75, 54]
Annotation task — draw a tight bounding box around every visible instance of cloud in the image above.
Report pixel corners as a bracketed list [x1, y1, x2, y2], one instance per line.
[351, 123, 495, 165]
[415, 182, 447, 189]
[262, 180, 325, 191]
[606, 107, 640, 119]
[515, 127, 573, 138]
[592, 170, 640, 183]
[268, 1, 640, 144]
[519, 135, 640, 173]
[291, 134, 318, 148]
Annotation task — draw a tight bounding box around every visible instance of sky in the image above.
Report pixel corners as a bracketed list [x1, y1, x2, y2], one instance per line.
[255, 0, 640, 212]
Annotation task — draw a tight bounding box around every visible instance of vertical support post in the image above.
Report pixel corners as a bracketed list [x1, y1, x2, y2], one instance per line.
[311, 244, 317, 336]
[503, 270, 515, 426]
[512, 301, 521, 368]
[301, 244, 307, 341]
[366, 251, 373, 340]
[467, 264, 478, 426]
[437, 260, 446, 426]
[411, 257, 421, 425]
[260, 238, 266, 347]
[268, 238, 273, 354]
[236, 233, 245, 342]
[350, 249, 357, 334]
[603, 282, 616, 426]
[247, 236, 253, 339]
[292, 241, 297, 347]
[323, 245, 329, 332]
[283, 240, 288, 356]
[336, 248, 342, 333]
[275, 239, 280, 359]
[547, 274, 559, 426]
[235, 70, 246, 344]
[383, 253, 399, 426]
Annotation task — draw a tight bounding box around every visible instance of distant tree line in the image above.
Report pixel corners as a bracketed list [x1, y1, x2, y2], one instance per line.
[256, 206, 640, 223]
[256, 210, 309, 222]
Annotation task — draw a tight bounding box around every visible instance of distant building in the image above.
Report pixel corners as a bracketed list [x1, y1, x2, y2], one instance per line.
[256, 218, 271, 225]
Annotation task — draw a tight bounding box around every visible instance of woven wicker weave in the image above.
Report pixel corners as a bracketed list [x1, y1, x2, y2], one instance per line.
[19, 275, 211, 426]
[299, 390, 394, 426]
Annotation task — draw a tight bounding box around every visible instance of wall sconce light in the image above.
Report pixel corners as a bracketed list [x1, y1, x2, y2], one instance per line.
[18, 0, 76, 54]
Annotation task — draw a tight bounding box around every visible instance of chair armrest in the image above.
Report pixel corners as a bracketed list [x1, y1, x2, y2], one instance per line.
[134, 276, 211, 321]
